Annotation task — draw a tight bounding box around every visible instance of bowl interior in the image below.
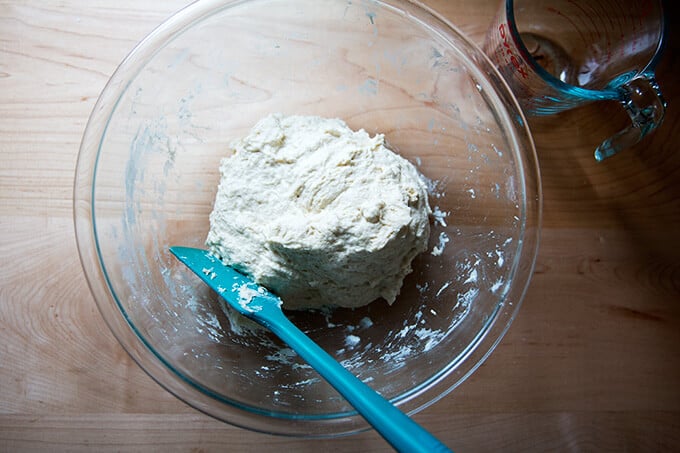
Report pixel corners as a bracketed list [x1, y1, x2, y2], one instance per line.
[76, 0, 540, 437]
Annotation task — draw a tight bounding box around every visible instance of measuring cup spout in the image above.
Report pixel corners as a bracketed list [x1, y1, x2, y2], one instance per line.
[594, 75, 666, 161]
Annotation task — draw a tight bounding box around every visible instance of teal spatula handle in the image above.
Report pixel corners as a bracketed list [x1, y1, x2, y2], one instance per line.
[261, 309, 451, 453]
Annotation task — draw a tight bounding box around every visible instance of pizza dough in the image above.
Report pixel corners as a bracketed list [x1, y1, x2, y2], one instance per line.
[206, 113, 430, 310]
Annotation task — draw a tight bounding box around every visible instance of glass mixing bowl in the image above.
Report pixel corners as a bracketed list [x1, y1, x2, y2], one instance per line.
[74, 0, 541, 437]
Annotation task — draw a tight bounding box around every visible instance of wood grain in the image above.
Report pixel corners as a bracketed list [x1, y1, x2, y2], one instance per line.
[1, 0, 679, 451]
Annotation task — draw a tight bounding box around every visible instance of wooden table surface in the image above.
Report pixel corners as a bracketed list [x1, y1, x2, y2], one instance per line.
[2, 1, 679, 451]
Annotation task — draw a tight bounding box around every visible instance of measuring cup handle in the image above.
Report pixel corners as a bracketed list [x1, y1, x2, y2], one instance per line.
[594, 75, 666, 161]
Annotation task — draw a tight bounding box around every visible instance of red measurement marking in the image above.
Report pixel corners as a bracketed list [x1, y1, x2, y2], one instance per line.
[569, 0, 601, 43]
[499, 23, 528, 79]
[639, 0, 653, 20]
[591, 0, 615, 64]
[547, 6, 589, 49]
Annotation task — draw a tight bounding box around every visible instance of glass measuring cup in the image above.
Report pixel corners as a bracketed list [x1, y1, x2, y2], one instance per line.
[483, 0, 667, 161]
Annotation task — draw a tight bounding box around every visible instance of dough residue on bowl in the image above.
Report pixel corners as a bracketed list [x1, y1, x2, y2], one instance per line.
[206, 113, 431, 310]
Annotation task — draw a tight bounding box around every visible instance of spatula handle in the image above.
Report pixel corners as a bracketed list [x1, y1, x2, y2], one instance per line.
[262, 310, 452, 453]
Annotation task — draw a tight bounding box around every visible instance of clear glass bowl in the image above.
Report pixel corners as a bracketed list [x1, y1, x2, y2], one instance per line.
[74, 0, 541, 437]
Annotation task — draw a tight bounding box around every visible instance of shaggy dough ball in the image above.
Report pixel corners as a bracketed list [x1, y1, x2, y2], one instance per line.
[206, 113, 430, 310]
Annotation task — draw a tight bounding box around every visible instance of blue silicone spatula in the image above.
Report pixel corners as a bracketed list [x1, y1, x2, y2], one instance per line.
[170, 246, 451, 453]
